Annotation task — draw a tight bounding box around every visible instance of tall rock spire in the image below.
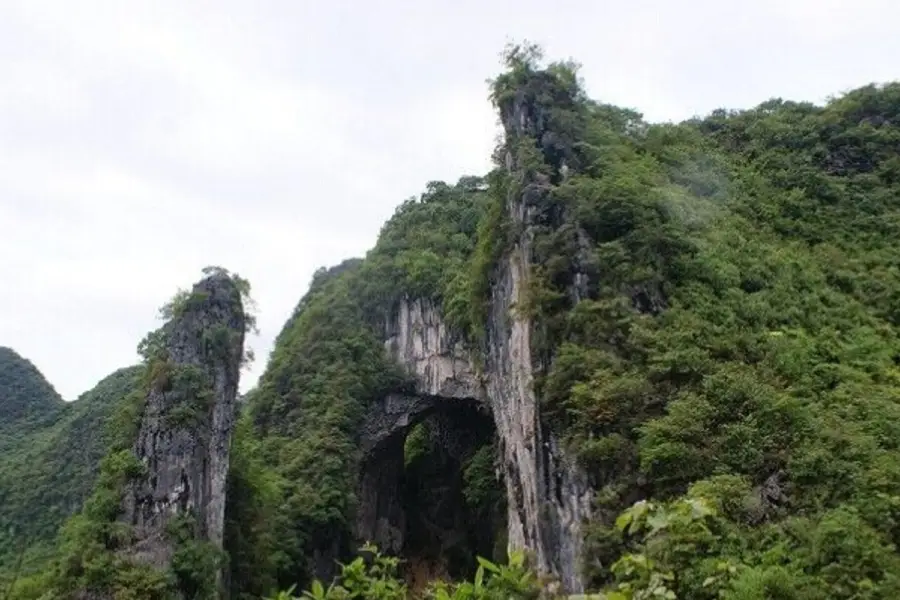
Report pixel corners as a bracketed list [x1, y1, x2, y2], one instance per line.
[484, 49, 592, 593]
[121, 270, 246, 594]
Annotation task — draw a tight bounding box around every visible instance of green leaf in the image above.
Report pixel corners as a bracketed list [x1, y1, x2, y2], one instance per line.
[615, 510, 634, 532]
[646, 510, 670, 534]
[477, 555, 502, 573]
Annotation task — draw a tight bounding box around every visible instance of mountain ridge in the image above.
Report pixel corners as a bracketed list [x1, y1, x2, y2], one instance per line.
[0, 346, 64, 433]
[3, 45, 900, 599]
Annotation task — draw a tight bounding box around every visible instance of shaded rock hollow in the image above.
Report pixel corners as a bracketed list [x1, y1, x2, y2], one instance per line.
[371, 293, 589, 593]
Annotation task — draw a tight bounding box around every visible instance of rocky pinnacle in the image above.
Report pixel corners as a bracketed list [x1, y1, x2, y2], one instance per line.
[120, 272, 245, 583]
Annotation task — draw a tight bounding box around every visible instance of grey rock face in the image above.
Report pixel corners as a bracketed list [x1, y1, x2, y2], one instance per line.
[484, 248, 591, 594]
[359, 393, 435, 455]
[359, 302, 485, 567]
[485, 84, 592, 593]
[383, 293, 590, 592]
[374, 87, 595, 591]
[120, 273, 245, 575]
[383, 298, 483, 401]
[486, 84, 593, 594]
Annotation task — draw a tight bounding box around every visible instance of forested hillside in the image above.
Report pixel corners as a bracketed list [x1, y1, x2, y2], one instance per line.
[3, 44, 900, 600]
[0, 347, 63, 434]
[237, 45, 900, 598]
[0, 363, 141, 575]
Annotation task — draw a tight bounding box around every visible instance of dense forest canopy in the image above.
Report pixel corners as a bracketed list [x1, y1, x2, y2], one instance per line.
[0, 347, 63, 432]
[2, 44, 900, 600]
[0, 361, 141, 574]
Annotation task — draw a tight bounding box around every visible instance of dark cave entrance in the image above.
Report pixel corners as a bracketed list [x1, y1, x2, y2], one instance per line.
[357, 399, 507, 589]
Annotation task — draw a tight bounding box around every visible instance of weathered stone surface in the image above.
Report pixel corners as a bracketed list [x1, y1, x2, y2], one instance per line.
[356, 432, 407, 555]
[120, 273, 245, 576]
[485, 83, 592, 594]
[484, 235, 591, 594]
[382, 290, 590, 591]
[366, 82, 594, 594]
[384, 298, 483, 400]
[359, 393, 435, 454]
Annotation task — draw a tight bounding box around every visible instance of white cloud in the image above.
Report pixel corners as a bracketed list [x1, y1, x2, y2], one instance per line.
[1, 0, 898, 399]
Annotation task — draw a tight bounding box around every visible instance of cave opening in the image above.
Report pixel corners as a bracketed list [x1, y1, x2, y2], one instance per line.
[357, 399, 507, 590]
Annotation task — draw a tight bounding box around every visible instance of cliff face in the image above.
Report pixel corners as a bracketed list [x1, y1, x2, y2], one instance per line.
[121, 273, 246, 572]
[484, 251, 591, 593]
[385, 293, 590, 592]
[376, 76, 594, 592]
[383, 299, 482, 401]
[487, 81, 593, 593]
[356, 300, 485, 561]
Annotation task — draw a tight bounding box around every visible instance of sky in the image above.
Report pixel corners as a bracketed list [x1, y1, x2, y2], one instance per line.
[1, 0, 898, 400]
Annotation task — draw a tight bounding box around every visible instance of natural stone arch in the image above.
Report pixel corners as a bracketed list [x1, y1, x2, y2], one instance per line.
[359, 393, 490, 455]
[379, 293, 591, 593]
[355, 391, 499, 581]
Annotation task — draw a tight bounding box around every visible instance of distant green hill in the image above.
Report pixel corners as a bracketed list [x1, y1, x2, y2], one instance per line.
[0, 359, 141, 574]
[0, 347, 63, 437]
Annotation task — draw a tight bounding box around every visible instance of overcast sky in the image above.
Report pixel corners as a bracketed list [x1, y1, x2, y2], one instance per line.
[1, 0, 898, 400]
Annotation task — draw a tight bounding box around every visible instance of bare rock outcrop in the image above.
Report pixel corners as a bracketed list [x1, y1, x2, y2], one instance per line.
[485, 84, 593, 593]
[484, 242, 592, 593]
[375, 81, 594, 592]
[383, 292, 590, 592]
[120, 272, 245, 580]
[383, 298, 482, 401]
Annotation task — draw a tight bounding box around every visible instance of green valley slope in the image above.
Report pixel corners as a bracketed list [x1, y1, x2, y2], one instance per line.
[0, 347, 63, 437]
[0, 356, 141, 575]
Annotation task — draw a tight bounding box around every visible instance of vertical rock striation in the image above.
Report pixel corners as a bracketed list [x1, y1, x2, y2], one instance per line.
[483, 226, 592, 593]
[484, 72, 594, 594]
[121, 272, 245, 577]
[383, 298, 482, 401]
[370, 70, 595, 593]
[385, 294, 590, 591]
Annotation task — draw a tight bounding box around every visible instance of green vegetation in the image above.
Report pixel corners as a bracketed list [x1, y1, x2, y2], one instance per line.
[0, 347, 63, 433]
[223, 410, 281, 600]
[485, 46, 900, 598]
[266, 544, 542, 600]
[1, 268, 254, 600]
[246, 262, 410, 590]
[4, 43, 900, 600]
[244, 178, 490, 591]
[169, 512, 228, 599]
[247, 44, 900, 598]
[43, 267, 256, 600]
[0, 363, 141, 576]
